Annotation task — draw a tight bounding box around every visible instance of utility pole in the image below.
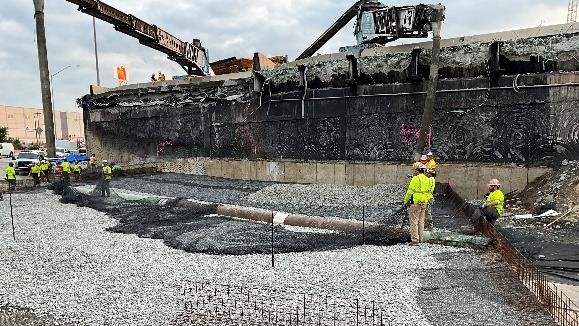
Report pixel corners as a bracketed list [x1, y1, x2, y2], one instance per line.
[414, 12, 444, 158]
[33, 0, 56, 157]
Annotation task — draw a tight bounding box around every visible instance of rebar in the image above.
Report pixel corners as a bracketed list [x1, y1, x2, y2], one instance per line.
[179, 281, 394, 325]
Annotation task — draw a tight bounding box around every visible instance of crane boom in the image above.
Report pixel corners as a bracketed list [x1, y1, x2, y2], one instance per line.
[65, 0, 211, 76]
[297, 0, 369, 60]
[298, 1, 445, 59]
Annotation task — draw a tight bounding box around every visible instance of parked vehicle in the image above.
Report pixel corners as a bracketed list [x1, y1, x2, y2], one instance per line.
[56, 147, 71, 158]
[0, 143, 15, 158]
[55, 140, 77, 152]
[79, 147, 87, 156]
[15, 151, 43, 175]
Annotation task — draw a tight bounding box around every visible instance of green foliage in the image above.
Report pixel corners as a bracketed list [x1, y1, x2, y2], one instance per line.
[0, 127, 8, 143]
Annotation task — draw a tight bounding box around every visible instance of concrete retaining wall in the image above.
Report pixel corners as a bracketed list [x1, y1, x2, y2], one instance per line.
[155, 157, 550, 200]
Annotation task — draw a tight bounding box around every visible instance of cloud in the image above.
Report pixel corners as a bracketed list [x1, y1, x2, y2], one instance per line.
[0, 0, 569, 111]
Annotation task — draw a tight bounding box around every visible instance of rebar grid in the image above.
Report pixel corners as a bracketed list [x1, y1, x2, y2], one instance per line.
[483, 223, 579, 326]
[177, 282, 390, 326]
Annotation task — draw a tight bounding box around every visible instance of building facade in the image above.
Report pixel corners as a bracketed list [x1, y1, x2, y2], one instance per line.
[0, 105, 84, 145]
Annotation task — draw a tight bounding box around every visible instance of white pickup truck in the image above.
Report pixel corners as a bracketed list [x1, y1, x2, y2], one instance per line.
[15, 151, 44, 175]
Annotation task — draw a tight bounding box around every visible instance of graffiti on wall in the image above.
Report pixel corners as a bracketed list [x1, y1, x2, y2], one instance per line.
[156, 140, 174, 158]
[400, 124, 433, 148]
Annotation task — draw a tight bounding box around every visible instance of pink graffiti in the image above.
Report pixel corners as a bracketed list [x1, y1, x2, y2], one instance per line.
[400, 124, 433, 148]
[156, 140, 174, 158]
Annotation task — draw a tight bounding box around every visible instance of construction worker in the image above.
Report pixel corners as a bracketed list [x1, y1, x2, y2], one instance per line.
[90, 154, 97, 169]
[6, 162, 16, 191]
[425, 151, 437, 172]
[403, 163, 432, 245]
[423, 169, 436, 230]
[30, 161, 42, 187]
[410, 153, 421, 176]
[481, 179, 504, 225]
[41, 160, 50, 183]
[150, 74, 157, 82]
[158, 72, 166, 81]
[73, 161, 82, 180]
[101, 160, 112, 197]
[61, 159, 71, 185]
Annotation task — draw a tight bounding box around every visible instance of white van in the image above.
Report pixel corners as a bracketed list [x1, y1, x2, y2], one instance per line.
[0, 143, 15, 158]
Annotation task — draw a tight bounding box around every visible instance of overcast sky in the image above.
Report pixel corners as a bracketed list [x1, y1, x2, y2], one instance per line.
[0, 0, 568, 111]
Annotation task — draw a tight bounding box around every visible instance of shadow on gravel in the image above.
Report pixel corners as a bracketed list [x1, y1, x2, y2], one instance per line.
[0, 304, 66, 326]
[59, 186, 409, 255]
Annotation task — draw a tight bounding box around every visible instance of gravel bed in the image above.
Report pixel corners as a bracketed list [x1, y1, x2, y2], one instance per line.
[110, 174, 406, 221]
[241, 183, 406, 220]
[110, 174, 271, 205]
[0, 191, 553, 325]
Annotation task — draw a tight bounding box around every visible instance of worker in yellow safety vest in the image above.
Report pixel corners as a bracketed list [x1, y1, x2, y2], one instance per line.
[481, 179, 504, 225]
[6, 162, 16, 191]
[101, 160, 112, 197]
[403, 163, 432, 245]
[30, 162, 42, 187]
[424, 168, 436, 231]
[41, 160, 50, 183]
[73, 161, 82, 180]
[425, 151, 437, 172]
[61, 160, 71, 185]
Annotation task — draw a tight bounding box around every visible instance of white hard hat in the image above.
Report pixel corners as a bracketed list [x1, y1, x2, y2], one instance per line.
[488, 179, 501, 187]
[427, 151, 433, 156]
[420, 155, 428, 161]
[102, 160, 108, 163]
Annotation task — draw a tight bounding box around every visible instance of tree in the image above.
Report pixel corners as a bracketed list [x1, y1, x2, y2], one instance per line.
[0, 127, 8, 143]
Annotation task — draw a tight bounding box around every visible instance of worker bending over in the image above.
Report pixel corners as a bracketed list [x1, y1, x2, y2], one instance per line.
[424, 168, 436, 231]
[481, 179, 504, 225]
[403, 164, 432, 245]
[101, 160, 112, 197]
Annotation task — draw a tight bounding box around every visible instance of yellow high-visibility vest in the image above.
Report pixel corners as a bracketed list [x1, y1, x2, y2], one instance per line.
[6, 166, 16, 180]
[61, 161, 71, 173]
[31, 165, 42, 174]
[404, 173, 432, 204]
[102, 166, 112, 181]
